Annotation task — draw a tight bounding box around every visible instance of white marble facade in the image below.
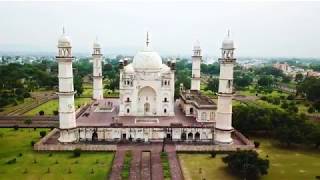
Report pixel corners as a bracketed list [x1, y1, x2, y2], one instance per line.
[119, 33, 175, 116]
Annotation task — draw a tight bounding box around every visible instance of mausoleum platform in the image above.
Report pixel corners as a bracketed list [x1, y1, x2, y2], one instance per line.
[76, 99, 214, 128]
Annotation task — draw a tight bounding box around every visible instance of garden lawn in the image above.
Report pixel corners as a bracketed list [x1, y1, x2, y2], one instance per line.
[0, 128, 114, 180]
[24, 98, 92, 116]
[179, 138, 320, 180]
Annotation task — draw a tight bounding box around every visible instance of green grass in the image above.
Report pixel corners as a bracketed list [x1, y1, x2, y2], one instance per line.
[179, 154, 236, 180]
[0, 98, 34, 115]
[179, 138, 320, 180]
[160, 152, 171, 180]
[121, 151, 132, 180]
[0, 128, 114, 180]
[24, 98, 92, 116]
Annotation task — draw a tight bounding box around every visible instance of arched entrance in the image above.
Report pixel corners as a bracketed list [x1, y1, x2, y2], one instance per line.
[144, 103, 150, 113]
[190, 107, 194, 115]
[195, 132, 200, 140]
[181, 132, 186, 141]
[92, 130, 98, 142]
[187, 132, 193, 140]
[138, 86, 156, 115]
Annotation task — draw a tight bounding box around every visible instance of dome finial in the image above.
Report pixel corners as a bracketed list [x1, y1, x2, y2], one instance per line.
[227, 29, 230, 38]
[146, 31, 150, 47]
[62, 26, 65, 35]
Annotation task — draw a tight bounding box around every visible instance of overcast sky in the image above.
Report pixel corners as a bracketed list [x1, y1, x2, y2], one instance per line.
[0, 1, 320, 58]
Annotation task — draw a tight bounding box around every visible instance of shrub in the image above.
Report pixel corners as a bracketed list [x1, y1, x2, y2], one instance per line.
[40, 131, 47, 138]
[13, 125, 19, 131]
[53, 110, 59, 116]
[281, 101, 289, 109]
[39, 110, 45, 116]
[287, 94, 295, 100]
[211, 152, 216, 158]
[73, 148, 81, 157]
[254, 141, 260, 148]
[6, 158, 17, 164]
[30, 140, 35, 147]
[308, 107, 315, 113]
[23, 92, 31, 98]
[18, 153, 23, 157]
[24, 119, 32, 125]
[260, 96, 267, 101]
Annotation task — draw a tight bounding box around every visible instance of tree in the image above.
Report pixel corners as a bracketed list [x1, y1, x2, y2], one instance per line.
[205, 78, 219, 92]
[222, 151, 269, 180]
[74, 75, 83, 96]
[234, 74, 253, 89]
[282, 75, 292, 83]
[257, 75, 274, 87]
[40, 131, 47, 138]
[295, 73, 304, 82]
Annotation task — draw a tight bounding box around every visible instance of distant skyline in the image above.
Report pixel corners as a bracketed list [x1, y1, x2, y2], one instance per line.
[0, 1, 320, 58]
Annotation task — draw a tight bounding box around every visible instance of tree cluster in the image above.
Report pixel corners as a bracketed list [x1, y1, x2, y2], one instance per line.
[222, 151, 269, 180]
[233, 104, 320, 148]
[0, 61, 57, 108]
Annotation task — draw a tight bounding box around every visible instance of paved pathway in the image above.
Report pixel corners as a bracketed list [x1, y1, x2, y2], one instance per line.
[109, 143, 183, 180]
[166, 145, 184, 180]
[109, 150, 125, 180]
[129, 150, 141, 180]
[141, 151, 151, 180]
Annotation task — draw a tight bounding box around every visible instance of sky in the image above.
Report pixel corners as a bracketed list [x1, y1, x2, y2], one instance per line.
[0, 1, 320, 58]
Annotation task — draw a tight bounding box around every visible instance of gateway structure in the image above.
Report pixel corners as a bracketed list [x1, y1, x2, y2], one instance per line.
[56, 31, 236, 144]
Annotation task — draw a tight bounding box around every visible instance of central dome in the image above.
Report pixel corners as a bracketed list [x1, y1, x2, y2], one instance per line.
[133, 49, 162, 70]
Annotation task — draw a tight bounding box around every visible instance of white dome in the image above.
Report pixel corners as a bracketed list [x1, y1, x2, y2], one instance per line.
[58, 34, 71, 47]
[124, 64, 134, 73]
[133, 49, 162, 70]
[161, 64, 171, 73]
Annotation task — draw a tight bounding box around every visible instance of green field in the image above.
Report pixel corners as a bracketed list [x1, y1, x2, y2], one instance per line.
[179, 138, 320, 180]
[24, 98, 92, 116]
[0, 128, 114, 180]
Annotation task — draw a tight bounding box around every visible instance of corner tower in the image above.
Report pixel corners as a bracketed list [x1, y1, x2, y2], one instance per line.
[56, 28, 77, 143]
[191, 41, 202, 91]
[92, 38, 103, 100]
[215, 31, 236, 144]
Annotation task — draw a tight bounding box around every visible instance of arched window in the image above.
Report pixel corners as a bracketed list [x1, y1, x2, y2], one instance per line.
[168, 80, 170, 85]
[195, 132, 200, 140]
[181, 132, 186, 140]
[190, 107, 194, 115]
[188, 132, 193, 140]
[164, 108, 167, 113]
[126, 97, 130, 102]
[127, 108, 130, 113]
[164, 97, 168, 102]
[164, 80, 167, 85]
[201, 112, 207, 121]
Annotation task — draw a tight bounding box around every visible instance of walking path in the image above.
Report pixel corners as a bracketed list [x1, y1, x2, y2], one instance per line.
[108, 143, 183, 180]
[109, 150, 125, 180]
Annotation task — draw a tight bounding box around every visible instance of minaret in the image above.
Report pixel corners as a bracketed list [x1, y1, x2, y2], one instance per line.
[191, 41, 201, 91]
[56, 28, 77, 143]
[215, 31, 236, 144]
[92, 38, 103, 100]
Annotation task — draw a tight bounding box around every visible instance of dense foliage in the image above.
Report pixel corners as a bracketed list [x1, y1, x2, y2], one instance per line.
[222, 151, 269, 180]
[0, 61, 57, 108]
[233, 104, 320, 147]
